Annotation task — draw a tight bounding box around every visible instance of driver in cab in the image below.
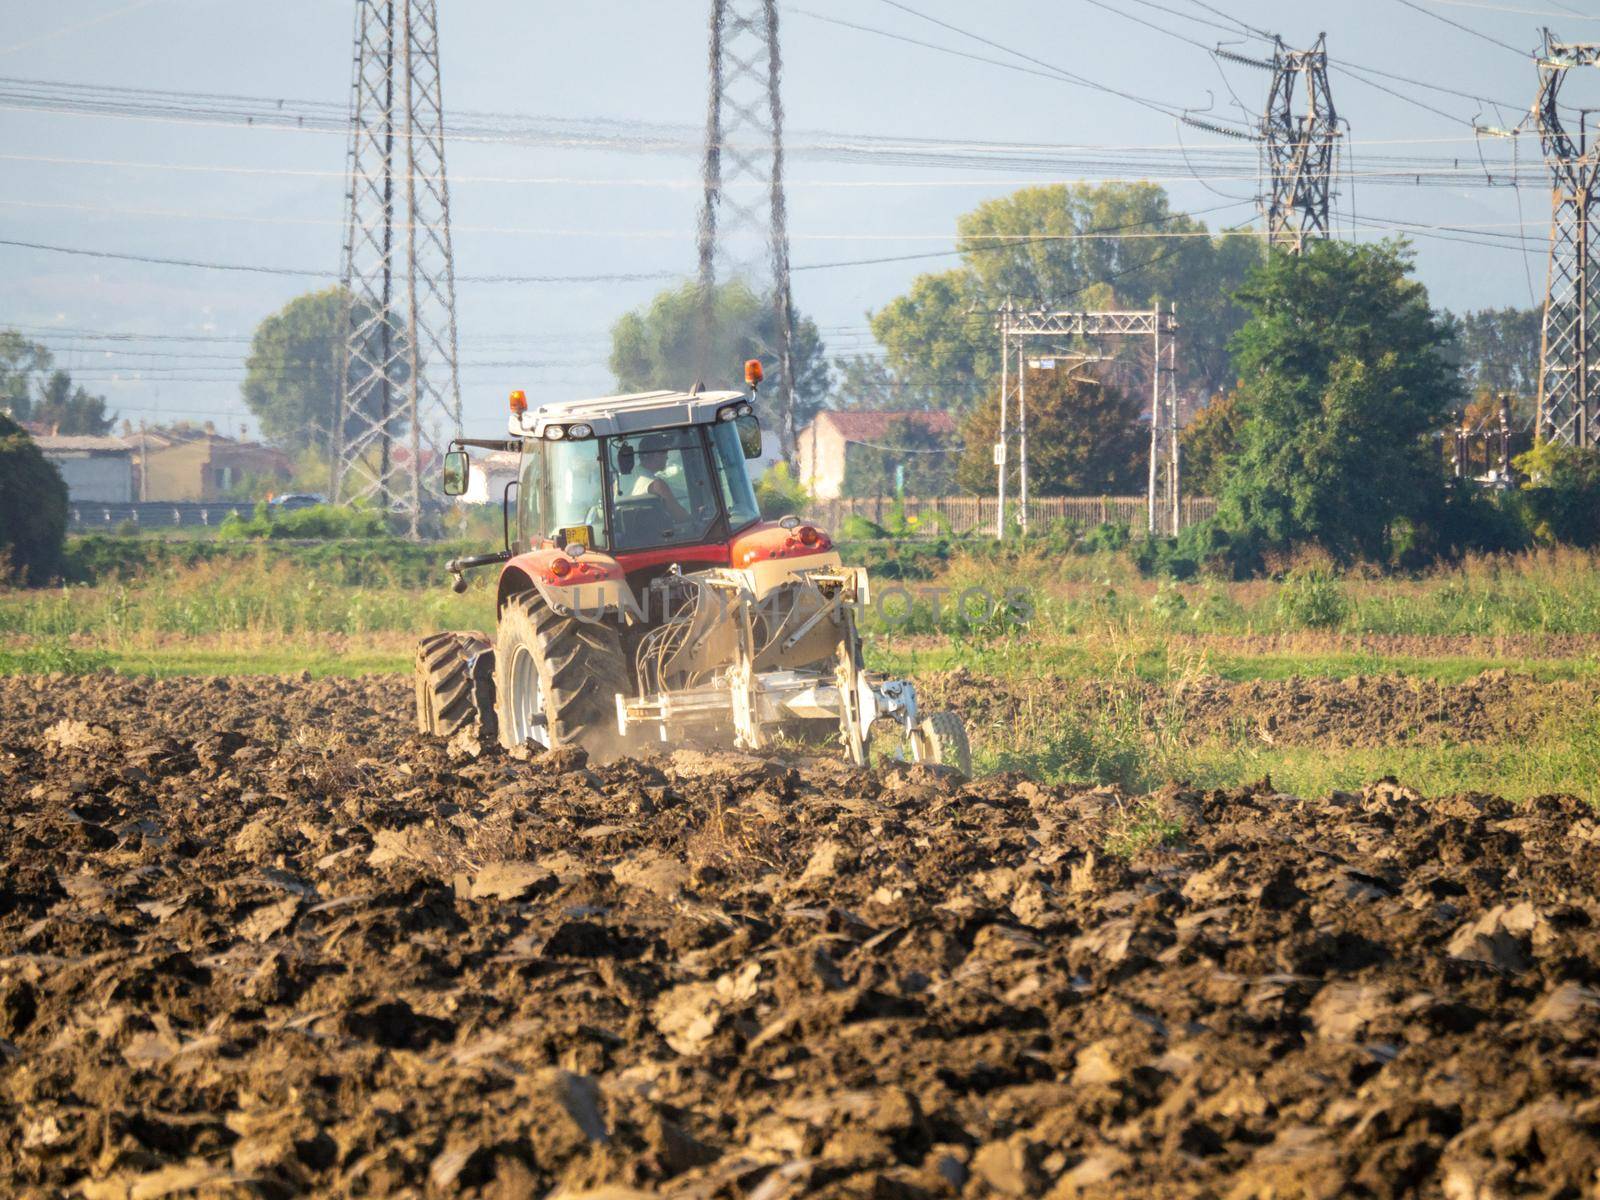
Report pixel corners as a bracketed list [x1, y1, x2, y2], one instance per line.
[630, 434, 691, 526]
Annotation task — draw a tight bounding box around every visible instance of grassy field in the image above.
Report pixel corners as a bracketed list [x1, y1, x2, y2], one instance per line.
[3, 541, 1597, 801]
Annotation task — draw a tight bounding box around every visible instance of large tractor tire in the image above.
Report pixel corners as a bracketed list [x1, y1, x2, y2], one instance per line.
[494, 594, 630, 758]
[913, 711, 971, 776]
[414, 631, 497, 742]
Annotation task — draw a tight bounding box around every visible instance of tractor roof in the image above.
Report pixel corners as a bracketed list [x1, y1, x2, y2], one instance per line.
[509, 389, 749, 440]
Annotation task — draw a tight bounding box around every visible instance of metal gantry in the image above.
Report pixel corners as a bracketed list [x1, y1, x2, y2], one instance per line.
[1261, 34, 1339, 254]
[696, 0, 800, 459]
[992, 304, 1182, 538]
[337, 0, 463, 534]
[1533, 32, 1600, 448]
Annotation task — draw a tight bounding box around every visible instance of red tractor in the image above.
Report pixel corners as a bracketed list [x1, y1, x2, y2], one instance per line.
[414, 364, 968, 771]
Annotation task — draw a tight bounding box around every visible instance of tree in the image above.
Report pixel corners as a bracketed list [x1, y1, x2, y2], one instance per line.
[610, 280, 830, 443]
[1215, 240, 1459, 565]
[243, 287, 350, 455]
[868, 183, 1261, 412]
[0, 330, 114, 434]
[841, 415, 960, 497]
[869, 269, 988, 411]
[0, 412, 69, 583]
[956, 368, 1145, 497]
[32, 370, 113, 435]
[1179, 393, 1244, 497]
[1447, 306, 1540, 401]
[829, 355, 934, 410]
[0, 331, 51, 417]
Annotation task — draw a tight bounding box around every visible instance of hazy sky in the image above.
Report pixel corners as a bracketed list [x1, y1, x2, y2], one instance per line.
[2, 0, 1596, 437]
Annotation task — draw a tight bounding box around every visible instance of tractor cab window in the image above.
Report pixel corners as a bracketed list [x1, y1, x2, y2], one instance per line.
[520, 438, 605, 550]
[710, 419, 761, 529]
[606, 428, 721, 550]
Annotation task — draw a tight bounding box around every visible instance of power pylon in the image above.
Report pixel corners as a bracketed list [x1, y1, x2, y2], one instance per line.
[1260, 35, 1338, 253]
[696, 0, 799, 459]
[337, 0, 463, 534]
[1533, 31, 1600, 447]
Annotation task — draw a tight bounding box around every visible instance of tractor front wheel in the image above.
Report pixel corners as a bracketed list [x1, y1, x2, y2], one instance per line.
[494, 594, 630, 758]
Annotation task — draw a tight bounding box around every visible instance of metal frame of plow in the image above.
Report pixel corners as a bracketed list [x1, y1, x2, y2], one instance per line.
[614, 571, 920, 759]
[1534, 32, 1600, 448]
[337, 0, 464, 535]
[696, 0, 799, 461]
[992, 304, 1182, 538]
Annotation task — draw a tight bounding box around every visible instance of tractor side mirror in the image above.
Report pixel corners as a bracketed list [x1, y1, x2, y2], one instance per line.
[615, 443, 636, 476]
[736, 413, 762, 460]
[442, 449, 470, 496]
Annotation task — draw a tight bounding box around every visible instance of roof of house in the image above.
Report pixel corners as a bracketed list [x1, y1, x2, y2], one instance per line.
[33, 435, 133, 455]
[802, 410, 959, 443]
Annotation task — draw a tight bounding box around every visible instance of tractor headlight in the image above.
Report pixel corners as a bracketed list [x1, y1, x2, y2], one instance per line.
[568, 423, 593, 439]
[738, 403, 752, 416]
[545, 425, 566, 441]
[718, 407, 739, 422]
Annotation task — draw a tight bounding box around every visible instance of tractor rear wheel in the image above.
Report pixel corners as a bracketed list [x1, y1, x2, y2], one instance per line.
[414, 631, 496, 742]
[495, 594, 630, 757]
[913, 711, 971, 776]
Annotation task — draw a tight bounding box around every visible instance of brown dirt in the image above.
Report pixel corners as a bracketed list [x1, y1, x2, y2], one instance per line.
[3, 674, 1600, 1198]
[920, 668, 1600, 749]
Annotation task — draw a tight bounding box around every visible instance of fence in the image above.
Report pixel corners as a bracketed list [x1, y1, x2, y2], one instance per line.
[803, 495, 1218, 538]
[69, 502, 252, 531]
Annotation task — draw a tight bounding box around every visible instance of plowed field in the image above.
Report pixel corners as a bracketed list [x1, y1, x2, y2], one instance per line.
[3, 674, 1598, 1198]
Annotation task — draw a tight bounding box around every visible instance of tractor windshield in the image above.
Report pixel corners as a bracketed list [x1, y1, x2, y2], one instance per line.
[520, 424, 760, 553]
[709, 419, 761, 528]
[604, 428, 723, 551]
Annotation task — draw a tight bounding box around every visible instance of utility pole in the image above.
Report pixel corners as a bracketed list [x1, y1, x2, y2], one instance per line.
[1017, 339, 1028, 534]
[1533, 31, 1600, 447]
[995, 303, 1010, 537]
[697, 0, 799, 462]
[338, 0, 463, 536]
[1229, 34, 1338, 254]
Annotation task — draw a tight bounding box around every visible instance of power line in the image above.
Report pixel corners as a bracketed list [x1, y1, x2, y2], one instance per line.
[1392, 0, 1536, 55]
[1417, 0, 1596, 19]
[793, 198, 1252, 271]
[1178, 0, 1276, 42]
[1328, 62, 1481, 129]
[0, 236, 679, 283]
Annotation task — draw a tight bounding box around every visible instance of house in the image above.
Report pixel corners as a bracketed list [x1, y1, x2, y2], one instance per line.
[796, 410, 959, 500]
[129, 424, 292, 501]
[34, 435, 136, 503]
[461, 450, 522, 505]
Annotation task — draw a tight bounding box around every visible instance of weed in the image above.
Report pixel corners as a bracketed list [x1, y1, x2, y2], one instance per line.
[0, 639, 111, 674]
[1105, 799, 1187, 858]
[1276, 566, 1349, 630]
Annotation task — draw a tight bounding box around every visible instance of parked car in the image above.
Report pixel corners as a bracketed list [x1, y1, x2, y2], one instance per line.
[268, 493, 326, 511]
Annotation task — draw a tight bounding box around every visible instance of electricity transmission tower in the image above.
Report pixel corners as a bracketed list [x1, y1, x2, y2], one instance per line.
[696, 0, 800, 459]
[337, 0, 463, 534]
[1533, 32, 1600, 447]
[1248, 35, 1339, 254]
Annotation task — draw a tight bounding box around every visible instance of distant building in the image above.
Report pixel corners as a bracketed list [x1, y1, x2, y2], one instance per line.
[34, 435, 136, 503]
[461, 450, 522, 505]
[796, 410, 958, 500]
[130, 425, 292, 501]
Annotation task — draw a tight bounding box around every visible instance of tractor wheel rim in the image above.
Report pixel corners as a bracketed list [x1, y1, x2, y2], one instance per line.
[508, 644, 549, 749]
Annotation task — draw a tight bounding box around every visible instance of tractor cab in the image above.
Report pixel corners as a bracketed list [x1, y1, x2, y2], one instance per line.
[510, 392, 763, 560]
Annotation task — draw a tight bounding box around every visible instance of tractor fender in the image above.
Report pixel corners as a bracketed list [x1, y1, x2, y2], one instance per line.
[497, 551, 640, 623]
[728, 522, 843, 600]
